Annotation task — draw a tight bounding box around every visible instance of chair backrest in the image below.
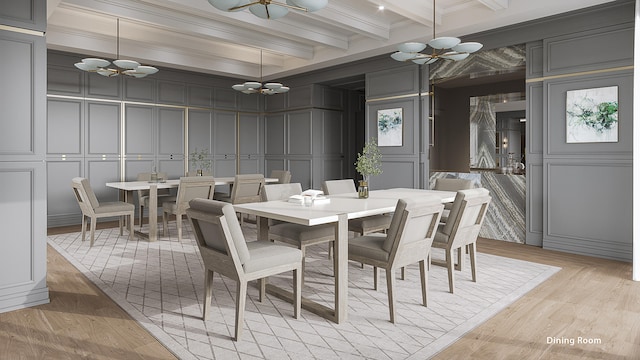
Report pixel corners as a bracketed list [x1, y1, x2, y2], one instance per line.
[71, 177, 99, 215]
[270, 170, 291, 184]
[262, 183, 303, 201]
[322, 179, 356, 195]
[173, 176, 216, 213]
[230, 174, 265, 204]
[136, 172, 170, 198]
[186, 199, 251, 277]
[383, 196, 444, 264]
[186, 170, 213, 177]
[442, 188, 492, 249]
[433, 178, 474, 191]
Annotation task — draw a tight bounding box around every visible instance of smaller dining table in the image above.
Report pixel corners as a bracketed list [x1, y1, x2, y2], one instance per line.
[106, 176, 278, 242]
[233, 188, 456, 324]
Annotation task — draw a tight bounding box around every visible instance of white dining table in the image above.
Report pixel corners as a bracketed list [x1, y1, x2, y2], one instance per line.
[106, 176, 278, 242]
[233, 188, 456, 324]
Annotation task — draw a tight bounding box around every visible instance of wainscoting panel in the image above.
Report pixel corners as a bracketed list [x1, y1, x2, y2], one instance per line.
[158, 108, 184, 156]
[288, 111, 313, 155]
[47, 98, 82, 155]
[289, 158, 313, 190]
[87, 101, 120, 155]
[265, 114, 286, 155]
[47, 160, 82, 224]
[545, 161, 632, 261]
[125, 105, 154, 155]
[158, 80, 186, 105]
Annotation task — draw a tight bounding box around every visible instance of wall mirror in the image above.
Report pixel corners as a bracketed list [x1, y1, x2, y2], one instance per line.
[469, 92, 526, 173]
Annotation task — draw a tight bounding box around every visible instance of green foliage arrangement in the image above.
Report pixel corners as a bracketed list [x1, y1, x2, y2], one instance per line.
[355, 138, 382, 180]
[189, 147, 211, 172]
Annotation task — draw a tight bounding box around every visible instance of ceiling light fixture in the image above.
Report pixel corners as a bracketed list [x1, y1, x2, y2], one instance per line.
[232, 50, 290, 95]
[390, 0, 482, 65]
[208, 0, 328, 20]
[74, 18, 159, 78]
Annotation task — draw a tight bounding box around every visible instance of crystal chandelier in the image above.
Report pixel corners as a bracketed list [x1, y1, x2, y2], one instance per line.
[232, 50, 290, 95]
[391, 0, 482, 65]
[74, 19, 159, 78]
[208, 0, 328, 20]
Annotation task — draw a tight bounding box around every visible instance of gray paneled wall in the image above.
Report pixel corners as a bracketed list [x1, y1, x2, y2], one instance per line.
[529, 8, 633, 260]
[47, 51, 349, 225]
[365, 66, 426, 190]
[0, 0, 50, 313]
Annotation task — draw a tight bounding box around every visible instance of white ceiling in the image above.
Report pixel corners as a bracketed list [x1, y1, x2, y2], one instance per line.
[46, 0, 615, 81]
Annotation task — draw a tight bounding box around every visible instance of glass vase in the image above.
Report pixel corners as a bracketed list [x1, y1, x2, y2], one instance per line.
[358, 180, 369, 199]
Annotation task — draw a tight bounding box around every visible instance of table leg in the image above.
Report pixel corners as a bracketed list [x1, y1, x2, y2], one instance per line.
[334, 213, 348, 323]
[257, 216, 269, 241]
[148, 184, 157, 242]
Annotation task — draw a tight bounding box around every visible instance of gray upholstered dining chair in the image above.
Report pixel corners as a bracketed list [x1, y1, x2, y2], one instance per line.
[431, 188, 491, 293]
[261, 183, 336, 286]
[433, 178, 474, 222]
[162, 176, 215, 241]
[136, 172, 176, 230]
[348, 196, 444, 323]
[322, 179, 393, 236]
[215, 173, 265, 225]
[186, 198, 302, 341]
[71, 177, 135, 247]
[270, 169, 292, 184]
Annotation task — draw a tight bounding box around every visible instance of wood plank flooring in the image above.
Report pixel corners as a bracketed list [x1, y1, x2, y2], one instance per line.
[1, 223, 638, 359]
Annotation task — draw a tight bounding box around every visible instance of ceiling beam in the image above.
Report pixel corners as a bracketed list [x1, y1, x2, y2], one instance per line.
[476, 0, 509, 11]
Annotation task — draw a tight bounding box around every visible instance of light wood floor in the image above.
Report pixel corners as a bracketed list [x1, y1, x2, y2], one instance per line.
[1, 223, 638, 359]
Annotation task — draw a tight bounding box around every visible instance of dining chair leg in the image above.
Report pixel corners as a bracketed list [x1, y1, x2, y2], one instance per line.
[119, 216, 123, 236]
[455, 247, 463, 271]
[176, 214, 182, 241]
[401, 267, 405, 280]
[419, 259, 428, 307]
[162, 211, 168, 237]
[128, 213, 134, 240]
[89, 217, 97, 247]
[258, 278, 267, 302]
[446, 249, 455, 293]
[203, 269, 213, 320]
[81, 215, 87, 242]
[139, 205, 144, 230]
[300, 246, 307, 288]
[469, 243, 477, 283]
[373, 266, 378, 291]
[234, 280, 247, 341]
[386, 268, 396, 323]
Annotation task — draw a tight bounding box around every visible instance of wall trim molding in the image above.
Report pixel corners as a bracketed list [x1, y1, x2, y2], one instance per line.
[526, 65, 633, 83]
[0, 24, 44, 36]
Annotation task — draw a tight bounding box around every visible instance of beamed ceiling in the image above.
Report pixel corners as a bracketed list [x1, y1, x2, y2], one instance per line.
[46, 0, 616, 82]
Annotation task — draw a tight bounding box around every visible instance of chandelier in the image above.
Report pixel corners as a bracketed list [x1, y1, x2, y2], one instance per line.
[74, 19, 159, 78]
[232, 50, 290, 95]
[208, 0, 327, 20]
[391, 0, 482, 65]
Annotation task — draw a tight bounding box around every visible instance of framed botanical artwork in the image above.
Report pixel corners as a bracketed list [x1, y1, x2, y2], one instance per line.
[377, 108, 403, 146]
[566, 86, 618, 143]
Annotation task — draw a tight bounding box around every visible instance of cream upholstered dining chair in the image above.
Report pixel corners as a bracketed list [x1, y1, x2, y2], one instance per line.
[270, 169, 291, 184]
[431, 188, 491, 293]
[433, 178, 474, 222]
[162, 176, 215, 241]
[186, 198, 302, 341]
[322, 179, 393, 235]
[136, 172, 176, 230]
[262, 183, 336, 286]
[348, 196, 443, 323]
[71, 177, 135, 247]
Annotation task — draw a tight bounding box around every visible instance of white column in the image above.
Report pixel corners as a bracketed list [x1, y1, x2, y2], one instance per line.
[634, 0, 639, 281]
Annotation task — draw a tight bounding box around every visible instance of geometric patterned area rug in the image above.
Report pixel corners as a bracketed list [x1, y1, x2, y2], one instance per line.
[48, 223, 560, 360]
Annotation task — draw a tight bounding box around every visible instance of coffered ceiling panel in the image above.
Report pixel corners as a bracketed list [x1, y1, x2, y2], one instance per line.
[46, 0, 616, 81]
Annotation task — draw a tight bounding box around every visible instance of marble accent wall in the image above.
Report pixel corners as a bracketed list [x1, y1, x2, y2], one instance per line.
[430, 171, 526, 243]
